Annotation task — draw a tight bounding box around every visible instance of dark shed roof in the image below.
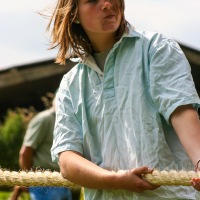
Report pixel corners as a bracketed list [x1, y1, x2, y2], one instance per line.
[0, 43, 199, 119]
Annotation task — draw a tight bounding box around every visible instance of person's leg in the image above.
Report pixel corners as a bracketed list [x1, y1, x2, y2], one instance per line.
[9, 186, 28, 200]
[29, 186, 72, 200]
[29, 187, 45, 200]
[47, 187, 72, 200]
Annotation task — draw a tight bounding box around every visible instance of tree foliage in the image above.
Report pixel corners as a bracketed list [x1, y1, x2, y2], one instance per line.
[0, 108, 36, 170]
[0, 93, 54, 171]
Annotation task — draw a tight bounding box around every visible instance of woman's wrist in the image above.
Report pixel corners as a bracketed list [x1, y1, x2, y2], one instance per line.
[104, 170, 122, 190]
[111, 170, 129, 190]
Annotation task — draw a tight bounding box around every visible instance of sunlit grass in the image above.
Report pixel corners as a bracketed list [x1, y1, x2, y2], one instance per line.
[0, 191, 30, 200]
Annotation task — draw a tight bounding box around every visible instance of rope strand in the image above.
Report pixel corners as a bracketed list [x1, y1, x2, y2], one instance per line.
[144, 170, 200, 186]
[0, 169, 80, 189]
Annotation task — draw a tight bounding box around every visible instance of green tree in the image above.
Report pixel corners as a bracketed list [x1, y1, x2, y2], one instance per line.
[0, 108, 36, 170]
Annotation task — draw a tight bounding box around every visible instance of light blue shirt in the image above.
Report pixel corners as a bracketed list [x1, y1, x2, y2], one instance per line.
[51, 25, 200, 199]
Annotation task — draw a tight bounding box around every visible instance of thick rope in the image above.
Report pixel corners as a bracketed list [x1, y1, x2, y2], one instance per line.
[144, 169, 200, 186]
[0, 169, 200, 188]
[0, 169, 80, 189]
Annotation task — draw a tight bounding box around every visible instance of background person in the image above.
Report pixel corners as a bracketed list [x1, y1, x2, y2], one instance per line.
[10, 97, 72, 200]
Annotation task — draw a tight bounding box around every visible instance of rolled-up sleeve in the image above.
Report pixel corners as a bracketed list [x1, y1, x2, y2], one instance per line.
[149, 36, 200, 123]
[51, 75, 83, 162]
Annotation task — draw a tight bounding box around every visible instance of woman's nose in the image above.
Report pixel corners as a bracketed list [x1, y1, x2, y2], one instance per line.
[101, 0, 112, 10]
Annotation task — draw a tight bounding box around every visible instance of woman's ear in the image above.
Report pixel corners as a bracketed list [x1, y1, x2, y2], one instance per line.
[74, 19, 80, 24]
[74, 16, 80, 24]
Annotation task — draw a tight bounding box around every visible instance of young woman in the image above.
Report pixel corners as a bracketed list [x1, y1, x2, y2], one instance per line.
[49, 0, 200, 199]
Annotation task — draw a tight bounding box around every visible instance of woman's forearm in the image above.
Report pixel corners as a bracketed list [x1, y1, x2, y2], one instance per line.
[59, 151, 158, 192]
[59, 150, 117, 189]
[171, 104, 200, 166]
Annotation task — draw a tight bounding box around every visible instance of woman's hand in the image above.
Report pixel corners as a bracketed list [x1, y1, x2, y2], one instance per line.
[116, 166, 160, 193]
[192, 160, 200, 191]
[191, 178, 200, 191]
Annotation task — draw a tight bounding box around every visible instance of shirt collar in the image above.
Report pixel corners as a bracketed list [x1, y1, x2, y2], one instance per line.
[75, 24, 142, 75]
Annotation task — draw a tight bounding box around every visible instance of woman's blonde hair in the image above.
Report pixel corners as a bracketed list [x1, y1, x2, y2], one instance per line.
[47, 0, 128, 65]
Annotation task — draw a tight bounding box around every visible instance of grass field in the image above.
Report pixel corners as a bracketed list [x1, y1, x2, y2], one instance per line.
[0, 190, 82, 200]
[0, 191, 30, 200]
[0, 188, 82, 200]
[0, 191, 10, 200]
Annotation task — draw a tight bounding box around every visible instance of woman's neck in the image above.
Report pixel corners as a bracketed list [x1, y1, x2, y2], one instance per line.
[88, 32, 116, 53]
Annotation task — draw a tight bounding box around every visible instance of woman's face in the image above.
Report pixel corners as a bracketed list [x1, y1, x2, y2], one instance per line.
[77, 0, 122, 38]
